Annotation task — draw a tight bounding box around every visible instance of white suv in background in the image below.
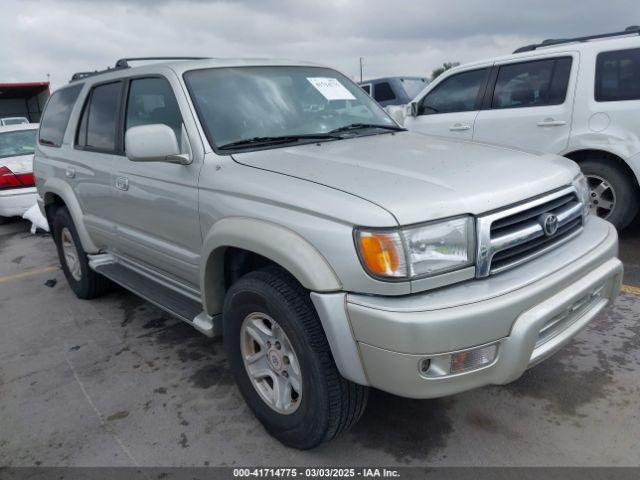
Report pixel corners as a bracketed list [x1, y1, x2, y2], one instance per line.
[400, 26, 640, 230]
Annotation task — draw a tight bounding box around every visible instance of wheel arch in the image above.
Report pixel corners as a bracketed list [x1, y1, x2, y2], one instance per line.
[40, 178, 99, 253]
[564, 149, 640, 190]
[200, 217, 342, 316]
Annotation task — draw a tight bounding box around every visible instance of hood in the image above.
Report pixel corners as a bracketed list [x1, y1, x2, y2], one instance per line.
[232, 132, 579, 226]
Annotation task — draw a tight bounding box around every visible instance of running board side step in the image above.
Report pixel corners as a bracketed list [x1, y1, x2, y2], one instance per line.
[90, 257, 221, 338]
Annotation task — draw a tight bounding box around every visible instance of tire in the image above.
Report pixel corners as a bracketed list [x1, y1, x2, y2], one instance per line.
[579, 158, 639, 230]
[223, 266, 368, 449]
[52, 207, 111, 299]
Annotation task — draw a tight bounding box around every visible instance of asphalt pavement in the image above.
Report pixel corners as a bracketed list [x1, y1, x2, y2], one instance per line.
[1, 218, 639, 466]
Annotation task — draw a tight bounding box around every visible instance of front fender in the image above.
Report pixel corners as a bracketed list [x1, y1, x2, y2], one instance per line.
[200, 217, 342, 315]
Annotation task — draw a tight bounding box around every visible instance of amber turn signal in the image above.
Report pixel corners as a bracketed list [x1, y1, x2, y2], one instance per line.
[357, 232, 405, 277]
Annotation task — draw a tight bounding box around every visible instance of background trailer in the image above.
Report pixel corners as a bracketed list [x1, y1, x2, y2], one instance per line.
[0, 82, 50, 123]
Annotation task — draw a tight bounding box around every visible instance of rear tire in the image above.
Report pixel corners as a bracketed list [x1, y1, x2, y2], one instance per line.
[579, 158, 639, 230]
[52, 207, 111, 299]
[223, 266, 368, 449]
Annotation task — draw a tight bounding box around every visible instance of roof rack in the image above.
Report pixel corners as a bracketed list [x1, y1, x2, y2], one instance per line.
[69, 57, 210, 83]
[513, 25, 640, 54]
[70, 68, 120, 82]
[114, 56, 210, 68]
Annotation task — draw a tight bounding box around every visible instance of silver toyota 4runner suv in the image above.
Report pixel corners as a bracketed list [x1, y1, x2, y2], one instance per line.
[34, 57, 623, 449]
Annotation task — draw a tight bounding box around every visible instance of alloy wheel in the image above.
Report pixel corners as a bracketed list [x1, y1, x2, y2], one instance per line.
[240, 312, 302, 414]
[61, 227, 82, 281]
[586, 174, 616, 219]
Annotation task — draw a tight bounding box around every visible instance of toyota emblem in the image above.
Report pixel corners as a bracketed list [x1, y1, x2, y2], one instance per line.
[540, 213, 559, 237]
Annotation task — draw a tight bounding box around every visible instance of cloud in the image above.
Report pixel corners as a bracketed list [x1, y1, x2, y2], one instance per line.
[0, 0, 637, 89]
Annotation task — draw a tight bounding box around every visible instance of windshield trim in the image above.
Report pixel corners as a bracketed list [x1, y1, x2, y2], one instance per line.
[182, 65, 399, 156]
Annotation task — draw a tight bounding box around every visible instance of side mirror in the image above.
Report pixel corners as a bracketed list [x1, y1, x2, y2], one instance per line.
[409, 101, 419, 117]
[125, 124, 191, 165]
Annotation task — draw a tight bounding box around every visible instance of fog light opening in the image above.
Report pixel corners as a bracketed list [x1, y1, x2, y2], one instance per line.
[450, 343, 498, 374]
[419, 358, 431, 374]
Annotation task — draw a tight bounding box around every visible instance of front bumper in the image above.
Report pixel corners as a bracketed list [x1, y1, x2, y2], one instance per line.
[0, 187, 38, 218]
[314, 217, 622, 398]
[354, 257, 620, 398]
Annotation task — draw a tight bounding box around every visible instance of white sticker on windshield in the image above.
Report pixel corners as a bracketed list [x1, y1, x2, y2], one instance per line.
[307, 77, 356, 101]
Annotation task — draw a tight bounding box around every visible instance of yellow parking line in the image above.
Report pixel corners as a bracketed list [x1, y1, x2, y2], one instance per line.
[0, 265, 59, 283]
[622, 284, 640, 295]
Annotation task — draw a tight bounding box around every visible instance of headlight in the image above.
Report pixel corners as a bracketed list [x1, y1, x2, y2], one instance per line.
[572, 173, 590, 222]
[403, 217, 475, 276]
[355, 216, 475, 280]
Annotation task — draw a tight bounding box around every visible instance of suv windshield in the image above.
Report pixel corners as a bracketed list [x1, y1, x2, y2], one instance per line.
[184, 66, 399, 151]
[0, 129, 38, 158]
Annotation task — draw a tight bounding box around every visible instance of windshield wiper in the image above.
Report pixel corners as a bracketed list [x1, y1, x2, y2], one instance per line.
[218, 134, 341, 150]
[218, 125, 405, 150]
[328, 123, 406, 134]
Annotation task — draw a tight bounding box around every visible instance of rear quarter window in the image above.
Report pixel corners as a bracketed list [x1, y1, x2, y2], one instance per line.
[595, 47, 640, 102]
[38, 85, 82, 147]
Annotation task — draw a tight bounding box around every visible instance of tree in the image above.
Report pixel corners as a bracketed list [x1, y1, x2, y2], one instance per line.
[431, 62, 460, 80]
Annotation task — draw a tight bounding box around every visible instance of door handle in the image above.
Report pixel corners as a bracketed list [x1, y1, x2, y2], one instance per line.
[537, 119, 566, 127]
[449, 123, 471, 131]
[115, 176, 129, 191]
[65, 166, 75, 179]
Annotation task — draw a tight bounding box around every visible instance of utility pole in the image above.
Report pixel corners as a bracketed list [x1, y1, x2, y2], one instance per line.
[359, 57, 363, 83]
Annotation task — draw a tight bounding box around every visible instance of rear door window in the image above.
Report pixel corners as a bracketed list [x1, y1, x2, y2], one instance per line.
[39, 85, 82, 147]
[76, 82, 122, 152]
[596, 48, 640, 101]
[491, 57, 572, 109]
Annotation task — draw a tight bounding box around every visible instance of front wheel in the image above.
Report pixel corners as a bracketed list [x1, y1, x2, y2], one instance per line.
[580, 158, 639, 230]
[223, 266, 368, 449]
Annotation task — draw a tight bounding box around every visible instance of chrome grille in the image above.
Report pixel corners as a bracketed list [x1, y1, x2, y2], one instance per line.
[476, 187, 585, 277]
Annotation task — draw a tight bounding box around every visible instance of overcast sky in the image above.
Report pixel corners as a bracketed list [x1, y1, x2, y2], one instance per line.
[1, 0, 638, 89]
